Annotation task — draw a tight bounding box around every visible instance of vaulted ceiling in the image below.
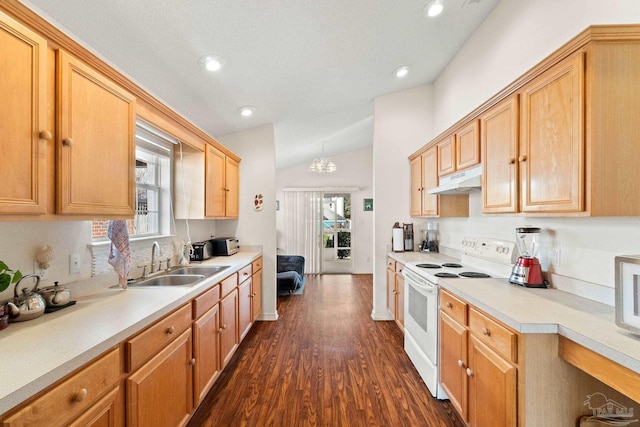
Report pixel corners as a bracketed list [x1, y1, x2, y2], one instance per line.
[22, 0, 500, 168]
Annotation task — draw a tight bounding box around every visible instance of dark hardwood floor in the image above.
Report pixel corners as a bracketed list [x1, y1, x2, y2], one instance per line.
[188, 274, 465, 427]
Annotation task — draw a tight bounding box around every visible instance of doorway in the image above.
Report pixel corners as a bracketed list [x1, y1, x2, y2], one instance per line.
[322, 194, 352, 273]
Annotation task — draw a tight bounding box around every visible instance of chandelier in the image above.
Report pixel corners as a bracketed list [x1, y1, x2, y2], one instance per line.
[308, 146, 337, 173]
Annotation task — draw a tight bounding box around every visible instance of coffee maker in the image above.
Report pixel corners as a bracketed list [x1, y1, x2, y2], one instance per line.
[420, 222, 439, 253]
[403, 223, 414, 251]
[509, 227, 546, 287]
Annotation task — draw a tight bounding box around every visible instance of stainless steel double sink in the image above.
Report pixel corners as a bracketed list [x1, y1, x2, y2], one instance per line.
[128, 265, 230, 287]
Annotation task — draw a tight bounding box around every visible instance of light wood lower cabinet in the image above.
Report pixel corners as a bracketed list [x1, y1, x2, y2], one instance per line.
[220, 288, 239, 367]
[251, 257, 263, 321]
[386, 258, 405, 330]
[238, 275, 253, 341]
[439, 289, 518, 427]
[126, 328, 194, 427]
[193, 284, 222, 407]
[2, 349, 121, 427]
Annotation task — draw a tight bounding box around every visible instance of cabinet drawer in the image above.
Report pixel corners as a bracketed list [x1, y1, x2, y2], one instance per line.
[396, 262, 405, 276]
[220, 273, 238, 297]
[387, 257, 396, 272]
[469, 308, 517, 363]
[126, 304, 192, 372]
[193, 284, 220, 319]
[3, 349, 119, 427]
[252, 257, 263, 273]
[238, 264, 252, 284]
[440, 289, 468, 325]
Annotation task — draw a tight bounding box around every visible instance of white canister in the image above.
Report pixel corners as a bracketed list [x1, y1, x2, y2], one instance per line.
[392, 227, 404, 252]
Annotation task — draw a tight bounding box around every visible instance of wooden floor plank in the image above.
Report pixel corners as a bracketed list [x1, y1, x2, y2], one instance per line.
[188, 274, 465, 427]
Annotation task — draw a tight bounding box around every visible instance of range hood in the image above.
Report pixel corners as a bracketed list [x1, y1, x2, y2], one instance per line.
[428, 165, 482, 195]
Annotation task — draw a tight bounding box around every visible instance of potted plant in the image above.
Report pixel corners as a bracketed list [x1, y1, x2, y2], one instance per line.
[0, 261, 23, 293]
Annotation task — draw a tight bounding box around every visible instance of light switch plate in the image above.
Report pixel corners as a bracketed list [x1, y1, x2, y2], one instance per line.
[69, 254, 81, 274]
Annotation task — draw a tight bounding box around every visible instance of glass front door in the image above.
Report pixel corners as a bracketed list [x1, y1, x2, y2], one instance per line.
[322, 194, 352, 273]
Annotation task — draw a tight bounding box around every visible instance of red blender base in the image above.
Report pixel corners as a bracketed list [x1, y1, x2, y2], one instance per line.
[509, 257, 547, 288]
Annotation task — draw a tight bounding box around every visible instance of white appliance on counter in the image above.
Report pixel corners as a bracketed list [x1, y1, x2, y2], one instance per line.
[402, 236, 516, 399]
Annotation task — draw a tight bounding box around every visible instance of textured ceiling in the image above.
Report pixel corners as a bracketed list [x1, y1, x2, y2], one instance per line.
[21, 0, 500, 168]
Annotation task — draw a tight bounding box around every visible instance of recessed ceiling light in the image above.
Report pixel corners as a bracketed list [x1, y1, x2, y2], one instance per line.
[425, 0, 444, 17]
[198, 55, 224, 72]
[238, 106, 255, 117]
[394, 66, 409, 78]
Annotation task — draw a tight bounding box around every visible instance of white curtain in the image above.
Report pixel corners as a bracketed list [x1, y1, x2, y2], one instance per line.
[282, 191, 323, 274]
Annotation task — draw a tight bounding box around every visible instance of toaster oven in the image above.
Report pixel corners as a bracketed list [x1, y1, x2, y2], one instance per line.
[210, 237, 239, 256]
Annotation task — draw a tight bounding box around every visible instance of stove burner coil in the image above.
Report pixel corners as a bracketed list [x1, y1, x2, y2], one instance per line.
[442, 263, 463, 268]
[434, 272, 459, 278]
[459, 272, 491, 278]
[416, 263, 442, 269]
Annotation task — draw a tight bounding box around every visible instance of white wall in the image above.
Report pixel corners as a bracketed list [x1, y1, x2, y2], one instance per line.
[372, 85, 434, 319]
[216, 124, 278, 320]
[275, 146, 374, 274]
[374, 0, 640, 307]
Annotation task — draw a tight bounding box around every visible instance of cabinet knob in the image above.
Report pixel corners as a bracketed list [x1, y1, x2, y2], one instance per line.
[74, 388, 88, 402]
[252, 292, 257, 297]
[62, 137, 74, 147]
[446, 302, 453, 309]
[166, 326, 175, 335]
[466, 368, 474, 377]
[190, 358, 196, 366]
[457, 359, 465, 368]
[509, 158, 516, 164]
[481, 327, 491, 336]
[518, 155, 527, 162]
[39, 130, 52, 141]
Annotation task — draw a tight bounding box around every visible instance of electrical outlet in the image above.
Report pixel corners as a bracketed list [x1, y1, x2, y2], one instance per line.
[33, 261, 48, 281]
[552, 249, 562, 266]
[69, 254, 81, 274]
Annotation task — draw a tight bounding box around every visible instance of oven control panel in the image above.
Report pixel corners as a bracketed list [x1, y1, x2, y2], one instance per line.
[462, 237, 515, 263]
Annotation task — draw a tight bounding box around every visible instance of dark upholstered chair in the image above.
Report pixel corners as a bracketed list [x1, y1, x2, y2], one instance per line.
[277, 255, 306, 294]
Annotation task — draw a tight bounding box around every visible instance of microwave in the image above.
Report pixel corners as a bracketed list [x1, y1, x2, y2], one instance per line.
[210, 237, 239, 256]
[615, 255, 640, 334]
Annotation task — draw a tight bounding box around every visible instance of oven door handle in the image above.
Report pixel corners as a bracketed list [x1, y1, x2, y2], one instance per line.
[405, 275, 437, 294]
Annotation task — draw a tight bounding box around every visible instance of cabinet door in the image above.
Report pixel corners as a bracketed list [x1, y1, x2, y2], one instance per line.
[467, 336, 517, 427]
[220, 289, 239, 367]
[439, 312, 468, 423]
[251, 270, 262, 321]
[481, 96, 519, 213]
[193, 304, 221, 407]
[238, 277, 252, 341]
[56, 50, 136, 216]
[520, 52, 584, 213]
[456, 120, 481, 171]
[421, 147, 439, 216]
[437, 135, 456, 176]
[395, 271, 405, 329]
[409, 156, 423, 216]
[225, 156, 239, 218]
[386, 267, 396, 319]
[205, 145, 226, 218]
[67, 387, 121, 427]
[0, 11, 47, 214]
[127, 329, 193, 427]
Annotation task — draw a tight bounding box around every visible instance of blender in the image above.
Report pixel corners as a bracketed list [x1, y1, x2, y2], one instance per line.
[509, 227, 546, 287]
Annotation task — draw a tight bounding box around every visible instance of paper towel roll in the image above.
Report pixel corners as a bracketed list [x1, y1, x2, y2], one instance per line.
[392, 228, 404, 252]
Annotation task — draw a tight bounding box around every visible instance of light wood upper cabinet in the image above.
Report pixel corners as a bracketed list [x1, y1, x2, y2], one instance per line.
[437, 135, 456, 176]
[481, 95, 519, 213]
[56, 50, 136, 216]
[437, 123, 480, 178]
[456, 120, 481, 171]
[519, 52, 584, 213]
[205, 145, 239, 218]
[409, 146, 468, 218]
[0, 11, 47, 214]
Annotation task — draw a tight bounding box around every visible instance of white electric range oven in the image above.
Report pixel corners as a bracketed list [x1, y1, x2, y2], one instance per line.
[402, 237, 516, 399]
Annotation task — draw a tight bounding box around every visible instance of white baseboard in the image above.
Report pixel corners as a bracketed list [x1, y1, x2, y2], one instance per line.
[257, 311, 279, 321]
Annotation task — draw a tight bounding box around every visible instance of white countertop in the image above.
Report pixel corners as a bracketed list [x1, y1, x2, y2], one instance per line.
[0, 251, 261, 415]
[389, 251, 640, 376]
